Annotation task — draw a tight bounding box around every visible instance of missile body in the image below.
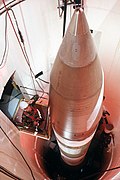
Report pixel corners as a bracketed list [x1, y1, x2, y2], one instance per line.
[49, 8, 104, 166]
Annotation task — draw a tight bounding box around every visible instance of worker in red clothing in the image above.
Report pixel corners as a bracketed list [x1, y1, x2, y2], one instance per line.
[22, 95, 43, 131]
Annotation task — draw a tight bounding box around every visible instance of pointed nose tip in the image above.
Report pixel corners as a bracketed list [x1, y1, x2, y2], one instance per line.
[59, 8, 96, 68]
[68, 8, 90, 36]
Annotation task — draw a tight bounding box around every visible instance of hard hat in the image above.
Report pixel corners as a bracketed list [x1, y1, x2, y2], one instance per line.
[19, 101, 28, 109]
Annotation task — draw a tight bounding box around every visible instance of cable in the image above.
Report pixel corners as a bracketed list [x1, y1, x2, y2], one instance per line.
[2, 1, 44, 97]
[23, 92, 48, 100]
[1, 2, 47, 110]
[10, 8, 45, 96]
[8, 8, 24, 43]
[17, 5, 46, 96]
[20, 86, 49, 95]
[0, 165, 22, 180]
[0, 0, 25, 15]
[23, 44, 45, 98]
[8, 8, 37, 94]
[0, 125, 36, 180]
[1, 1, 26, 66]
[0, 12, 9, 69]
[38, 78, 49, 84]
[22, 41, 45, 94]
[0, 0, 15, 11]
[23, 44, 37, 94]
[19, 3, 34, 68]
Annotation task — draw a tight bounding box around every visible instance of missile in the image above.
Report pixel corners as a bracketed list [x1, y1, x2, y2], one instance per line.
[49, 8, 104, 166]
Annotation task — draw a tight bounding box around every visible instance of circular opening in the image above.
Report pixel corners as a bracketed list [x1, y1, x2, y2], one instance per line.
[41, 129, 113, 180]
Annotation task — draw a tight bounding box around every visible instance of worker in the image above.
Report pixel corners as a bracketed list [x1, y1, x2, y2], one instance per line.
[21, 95, 43, 131]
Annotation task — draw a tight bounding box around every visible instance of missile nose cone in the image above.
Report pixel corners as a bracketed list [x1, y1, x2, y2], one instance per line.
[59, 8, 96, 68]
[68, 8, 89, 36]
